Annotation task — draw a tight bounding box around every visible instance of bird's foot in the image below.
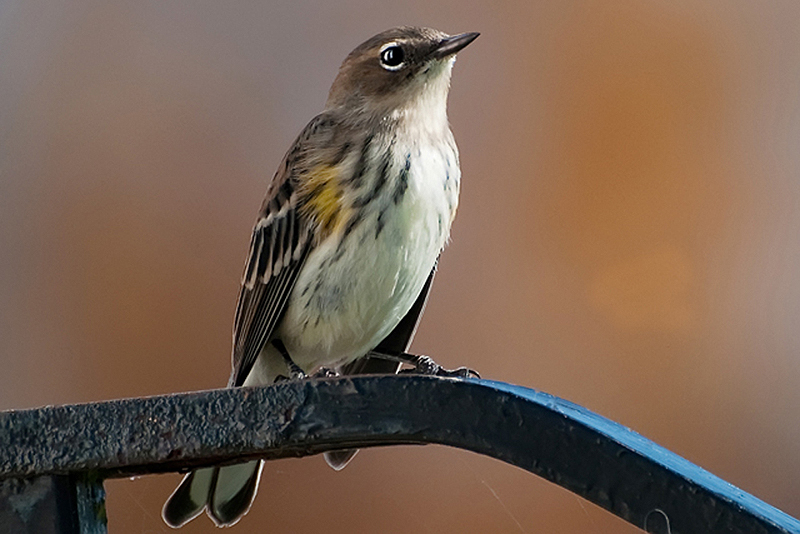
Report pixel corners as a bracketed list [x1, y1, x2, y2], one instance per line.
[272, 339, 307, 380]
[396, 353, 480, 379]
[273, 365, 306, 382]
[312, 367, 339, 378]
[287, 363, 307, 380]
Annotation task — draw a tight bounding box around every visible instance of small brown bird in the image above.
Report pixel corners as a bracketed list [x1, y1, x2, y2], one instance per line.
[162, 26, 478, 528]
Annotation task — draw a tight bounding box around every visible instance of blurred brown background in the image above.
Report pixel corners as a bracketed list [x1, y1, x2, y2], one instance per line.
[2, 1, 799, 532]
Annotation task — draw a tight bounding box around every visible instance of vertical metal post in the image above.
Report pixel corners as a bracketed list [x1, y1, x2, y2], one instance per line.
[0, 474, 106, 534]
[72, 473, 107, 534]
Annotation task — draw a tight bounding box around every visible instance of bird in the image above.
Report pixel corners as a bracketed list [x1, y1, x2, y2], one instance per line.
[162, 26, 478, 528]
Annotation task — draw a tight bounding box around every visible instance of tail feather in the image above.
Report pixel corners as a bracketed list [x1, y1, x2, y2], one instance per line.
[162, 461, 264, 528]
[162, 347, 285, 527]
[209, 461, 263, 526]
[324, 449, 359, 471]
[162, 467, 215, 528]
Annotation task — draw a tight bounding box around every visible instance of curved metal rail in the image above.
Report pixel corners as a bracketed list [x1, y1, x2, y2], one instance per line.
[1, 375, 798, 533]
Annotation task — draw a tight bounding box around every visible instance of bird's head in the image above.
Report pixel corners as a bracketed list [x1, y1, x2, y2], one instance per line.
[326, 27, 478, 125]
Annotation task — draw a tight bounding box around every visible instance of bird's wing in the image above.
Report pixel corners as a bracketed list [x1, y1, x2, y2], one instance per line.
[229, 113, 340, 387]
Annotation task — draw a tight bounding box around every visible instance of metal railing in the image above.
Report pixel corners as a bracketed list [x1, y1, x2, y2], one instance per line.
[1, 375, 799, 533]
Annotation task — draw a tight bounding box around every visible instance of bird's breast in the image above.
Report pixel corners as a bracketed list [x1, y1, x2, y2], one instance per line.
[278, 134, 460, 371]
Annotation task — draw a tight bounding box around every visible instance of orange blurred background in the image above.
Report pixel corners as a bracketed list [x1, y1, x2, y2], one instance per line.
[2, 1, 800, 532]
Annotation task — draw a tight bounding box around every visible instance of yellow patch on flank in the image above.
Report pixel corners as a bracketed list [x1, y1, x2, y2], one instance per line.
[300, 164, 351, 235]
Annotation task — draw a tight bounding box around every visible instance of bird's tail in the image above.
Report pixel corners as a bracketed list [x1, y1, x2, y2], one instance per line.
[162, 461, 263, 528]
[162, 345, 289, 528]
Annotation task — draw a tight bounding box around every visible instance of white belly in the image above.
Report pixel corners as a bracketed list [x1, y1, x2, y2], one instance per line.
[276, 143, 459, 372]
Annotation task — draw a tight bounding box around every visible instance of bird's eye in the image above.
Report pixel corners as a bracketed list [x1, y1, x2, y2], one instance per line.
[379, 44, 405, 70]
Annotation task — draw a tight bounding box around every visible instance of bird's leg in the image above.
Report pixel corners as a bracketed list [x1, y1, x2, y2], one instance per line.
[368, 350, 480, 379]
[272, 339, 307, 380]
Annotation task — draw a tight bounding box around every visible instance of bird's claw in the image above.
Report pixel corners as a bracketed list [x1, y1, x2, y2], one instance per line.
[274, 366, 306, 382]
[312, 367, 339, 378]
[399, 354, 480, 379]
[437, 366, 481, 379]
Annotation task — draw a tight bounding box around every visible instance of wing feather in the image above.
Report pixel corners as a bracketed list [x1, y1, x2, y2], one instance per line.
[228, 119, 332, 387]
[230, 111, 360, 387]
[231, 216, 310, 387]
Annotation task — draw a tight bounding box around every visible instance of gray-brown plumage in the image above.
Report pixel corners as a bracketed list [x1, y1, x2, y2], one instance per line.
[162, 26, 477, 528]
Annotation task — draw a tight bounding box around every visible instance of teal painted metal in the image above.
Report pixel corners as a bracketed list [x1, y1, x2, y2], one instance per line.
[0, 375, 798, 533]
[0, 474, 106, 534]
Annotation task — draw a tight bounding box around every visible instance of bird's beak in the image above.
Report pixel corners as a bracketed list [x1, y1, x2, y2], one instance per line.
[432, 32, 480, 59]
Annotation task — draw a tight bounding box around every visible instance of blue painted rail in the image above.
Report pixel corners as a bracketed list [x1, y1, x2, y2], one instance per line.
[1, 375, 798, 533]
